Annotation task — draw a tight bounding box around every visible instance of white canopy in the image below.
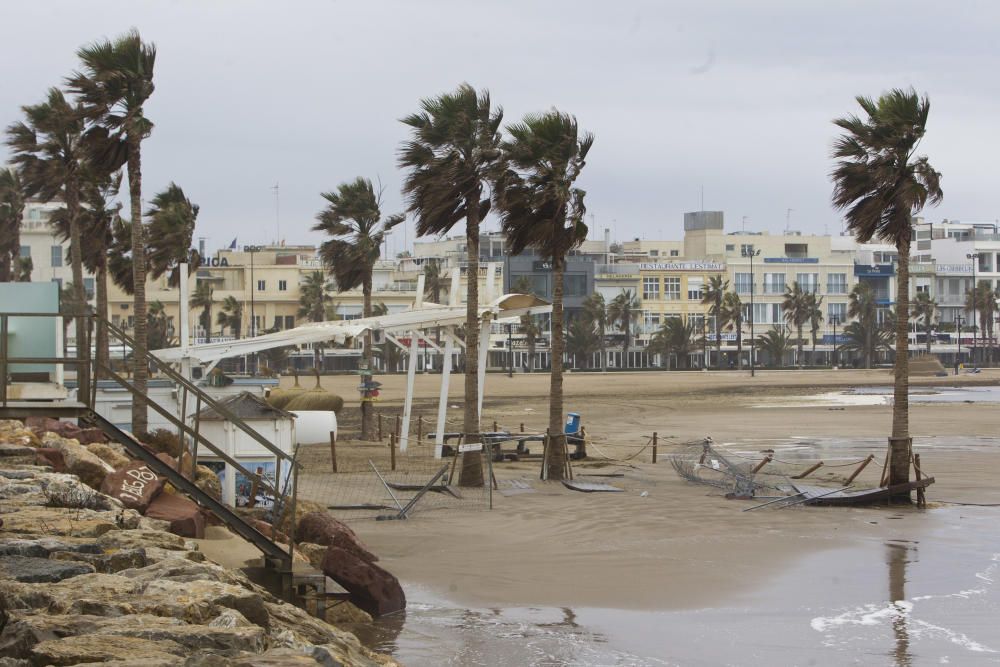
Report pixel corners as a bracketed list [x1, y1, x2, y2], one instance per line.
[152, 293, 551, 365]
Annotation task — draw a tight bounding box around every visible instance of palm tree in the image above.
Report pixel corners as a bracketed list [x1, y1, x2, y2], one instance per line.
[297, 271, 331, 324]
[147, 300, 171, 350]
[964, 281, 996, 366]
[848, 283, 880, 369]
[399, 83, 503, 486]
[494, 110, 592, 481]
[314, 177, 403, 440]
[757, 326, 791, 368]
[14, 257, 32, 282]
[566, 317, 599, 369]
[831, 88, 943, 493]
[190, 282, 214, 340]
[69, 29, 157, 434]
[145, 183, 199, 287]
[582, 293, 609, 372]
[0, 168, 27, 282]
[719, 291, 744, 369]
[423, 259, 445, 304]
[806, 292, 825, 366]
[911, 291, 937, 355]
[6, 88, 89, 364]
[649, 317, 699, 370]
[512, 275, 533, 296]
[216, 296, 243, 339]
[701, 275, 729, 369]
[519, 312, 541, 372]
[608, 289, 640, 370]
[840, 319, 892, 367]
[782, 282, 810, 369]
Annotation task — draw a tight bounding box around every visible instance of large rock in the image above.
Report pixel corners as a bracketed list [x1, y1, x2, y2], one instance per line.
[0, 538, 103, 559]
[145, 492, 207, 539]
[24, 416, 108, 446]
[49, 548, 147, 574]
[0, 507, 119, 538]
[31, 447, 66, 472]
[0, 556, 94, 583]
[86, 443, 130, 470]
[138, 579, 271, 628]
[100, 461, 165, 512]
[295, 512, 378, 563]
[39, 433, 113, 489]
[0, 421, 41, 448]
[194, 464, 222, 501]
[0, 443, 33, 459]
[321, 546, 405, 618]
[30, 634, 184, 666]
[40, 472, 123, 512]
[97, 529, 189, 552]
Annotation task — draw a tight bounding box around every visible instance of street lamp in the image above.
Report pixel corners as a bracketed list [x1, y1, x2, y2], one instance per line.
[955, 314, 964, 374]
[246, 245, 263, 374]
[507, 323, 513, 378]
[967, 252, 979, 367]
[742, 247, 761, 376]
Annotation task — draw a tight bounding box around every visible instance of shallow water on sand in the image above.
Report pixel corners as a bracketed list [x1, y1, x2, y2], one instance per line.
[358, 506, 1000, 666]
[759, 384, 1000, 408]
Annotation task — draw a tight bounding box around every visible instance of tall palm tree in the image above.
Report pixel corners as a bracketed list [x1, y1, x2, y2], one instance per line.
[69, 29, 157, 434]
[314, 177, 403, 440]
[701, 275, 729, 369]
[423, 259, 445, 304]
[519, 312, 541, 373]
[0, 168, 27, 282]
[911, 291, 937, 355]
[399, 83, 503, 485]
[719, 291, 744, 370]
[582, 292, 609, 372]
[216, 295, 243, 338]
[566, 317, 600, 369]
[297, 271, 331, 324]
[806, 292, 825, 366]
[964, 281, 996, 366]
[608, 289, 640, 370]
[145, 183, 199, 287]
[649, 317, 698, 370]
[14, 257, 33, 282]
[848, 283, 880, 369]
[757, 326, 791, 368]
[832, 88, 943, 493]
[6, 88, 89, 362]
[494, 110, 592, 481]
[190, 282, 214, 340]
[782, 281, 810, 369]
[147, 300, 171, 350]
[841, 319, 892, 366]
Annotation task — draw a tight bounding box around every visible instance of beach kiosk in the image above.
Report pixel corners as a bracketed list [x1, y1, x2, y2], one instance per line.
[194, 392, 296, 507]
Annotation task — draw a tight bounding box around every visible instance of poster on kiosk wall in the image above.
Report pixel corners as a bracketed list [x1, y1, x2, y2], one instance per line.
[201, 460, 292, 508]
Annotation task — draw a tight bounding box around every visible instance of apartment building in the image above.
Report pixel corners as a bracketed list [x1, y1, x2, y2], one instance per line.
[16, 201, 96, 299]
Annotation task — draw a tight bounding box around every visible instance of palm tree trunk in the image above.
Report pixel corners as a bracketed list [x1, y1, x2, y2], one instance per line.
[95, 262, 109, 379]
[64, 173, 88, 380]
[926, 322, 931, 355]
[127, 132, 149, 435]
[547, 256, 567, 481]
[736, 326, 743, 370]
[797, 325, 804, 369]
[623, 312, 630, 370]
[715, 304, 722, 370]
[360, 274, 374, 440]
[459, 196, 483, 487]
[600, 323, 607, 373]
[889, 236, 912, 496]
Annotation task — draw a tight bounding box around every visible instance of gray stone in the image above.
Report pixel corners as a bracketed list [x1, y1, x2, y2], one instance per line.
[98, 528, 189, 551]
[31, 634, 185, 666]
[0, 556, 94, 583]
[0, 538, 103, 558]
[0, 507, 119, 537]
[39, 472, 124, 511]
[50, 548, 147, 574]
[39, 433, 114, 489]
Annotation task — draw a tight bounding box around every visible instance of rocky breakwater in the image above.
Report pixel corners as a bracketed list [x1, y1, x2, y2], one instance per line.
[0, 419, 396, 666]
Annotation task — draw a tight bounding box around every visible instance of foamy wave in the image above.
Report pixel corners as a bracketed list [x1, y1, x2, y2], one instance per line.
[810, 600, 911, 633]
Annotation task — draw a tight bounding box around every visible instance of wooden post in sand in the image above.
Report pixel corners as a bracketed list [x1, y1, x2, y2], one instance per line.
[417, 416, 423, 445]
[377, 413, 383, 441]
[389, 433, 397, 471]
[493, 420, 498, 433]
[395, 415, 401, 440]
[791, 462, 824, 479]
[520, 423, 525, 433]
[329, 431, 338, 473]
[914, 453, 927, 508]
[652, 432, 658, 463]
[845, 454, 874, 485]
[751, 454, 773, 474]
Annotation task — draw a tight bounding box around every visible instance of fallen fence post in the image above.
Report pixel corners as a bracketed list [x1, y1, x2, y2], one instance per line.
[791, 461, 824, 480]
[652, 432, 658, 464]
[417, 416, 423, 445]
[329, 431, 338, 473]
[377, 413, 383, 441]
[914, 453, 926, 508]
[378, 464, 450, 521]
[751, 454, 773, 474]
[845, 454, 875, 485]
[389, 433, 397, 471]
[368, 460, 403, 512]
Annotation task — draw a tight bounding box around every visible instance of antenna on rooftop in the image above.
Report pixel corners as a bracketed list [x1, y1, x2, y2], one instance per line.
[742, 216, 748, 232]
[786, 208, 794, 232]
[271, 183, 280, 244]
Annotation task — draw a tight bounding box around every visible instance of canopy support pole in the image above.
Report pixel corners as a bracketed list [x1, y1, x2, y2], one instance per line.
[399, 274, 424, 453]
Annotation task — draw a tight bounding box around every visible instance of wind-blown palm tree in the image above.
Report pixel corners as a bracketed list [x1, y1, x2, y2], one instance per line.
[494, 110, 592, 481]
[145, 183, 199, 287]
[14, 257, 32, 282]
[6, 88, 89, 362]
[806, 292, 825, 366]
[608, 289, 640, 370]
[964, 281, 996, 366]
[190, 282, 214, 340]
[848, 283, 880, 369]
[216, 296, 243, 339]
[399, 83, 503, 486]
[423, 259, 446, 363]
[719, 291, 744, 370]
[519, 312, 541, 373]
[832, 88, 943, 493]
[757, 326, 791, 368]
[911, 291, 937, 355]
[782, 282, 810, 369]
[314, 177, 403, 440]
[701, 275, 729, 369]
[0, 169, 27, 282]
[297, 271, 331, 324]
[147, 300, 171, 350]
[566, 317, 600, 369]
[69, 29, 157, 434]
[582, 292, 609, 372]
[649, 317, 699, 370]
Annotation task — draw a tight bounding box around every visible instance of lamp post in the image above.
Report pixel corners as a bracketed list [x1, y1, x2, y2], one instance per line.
[507, 323, 513, 378]
[742, 247, 761, 376]
[246, 245, 262, 374]
[967, 252, 979, 367]
[831, 316, 839, 368]
[955, 314, 964, 374]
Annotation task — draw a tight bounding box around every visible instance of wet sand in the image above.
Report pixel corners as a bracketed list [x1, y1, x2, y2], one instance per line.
[285, 369, 1000, 664]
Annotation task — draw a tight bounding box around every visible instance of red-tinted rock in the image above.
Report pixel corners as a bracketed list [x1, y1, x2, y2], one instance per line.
[100, 461, 165, 512]
[294, 511, 378, 563]
[75, 428, 109, 445]
[320, 545, 405, 617]
[250, 519, 289, 543]
[33, 447, 66, 472]
[145, 492, 207, 539]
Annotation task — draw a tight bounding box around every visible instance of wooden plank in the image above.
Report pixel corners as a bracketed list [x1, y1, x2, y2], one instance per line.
[561, 480, 624, 493]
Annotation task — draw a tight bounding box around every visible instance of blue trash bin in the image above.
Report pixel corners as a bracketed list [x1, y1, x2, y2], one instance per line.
[564, 412, 581, 435]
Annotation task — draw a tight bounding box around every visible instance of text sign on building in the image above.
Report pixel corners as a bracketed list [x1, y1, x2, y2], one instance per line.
[638, 262, 725, 271]
[532, 260, 554, 271]
[762, 257, 819, 264]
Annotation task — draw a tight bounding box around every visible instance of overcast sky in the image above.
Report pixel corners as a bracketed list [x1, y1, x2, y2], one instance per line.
[4, 1, 998, 256]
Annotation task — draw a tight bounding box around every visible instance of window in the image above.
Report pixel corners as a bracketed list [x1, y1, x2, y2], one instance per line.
[649, 249, 659, 257]
[50, 245, 63, 267]
[669, 250, 679, 257]
[643, 312, 661, 333]
[273, 316, 283, 330]
[29, 209, 41, 221]
[828, 302, 847, 323]
[979, 254, 992, 272]
[530, 274, 549, 298]
[735, 273, 753, 295]
[753, 303, 781, 324]
[784, 243, 808, 258]
[664, 277, 681, 300]
[284, 315, 295, 329]
[278, 280, 288, 291]
[83, 278, 94, 299]
[257, 280, 266, 291]
[643, 276, 660, 300]
[565, 274, 587, 297]
[687, 277, 704, 301]
[725, 244, 735, 252]
[740, 244, 755, 257]
[827, 273, 847, 294]
[252, 315, 262, 334]
[19, 246, 30, 258]
[796, 273, 818, 293]
[688, 314, 705, 331]
[763, 273, 786, 294]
